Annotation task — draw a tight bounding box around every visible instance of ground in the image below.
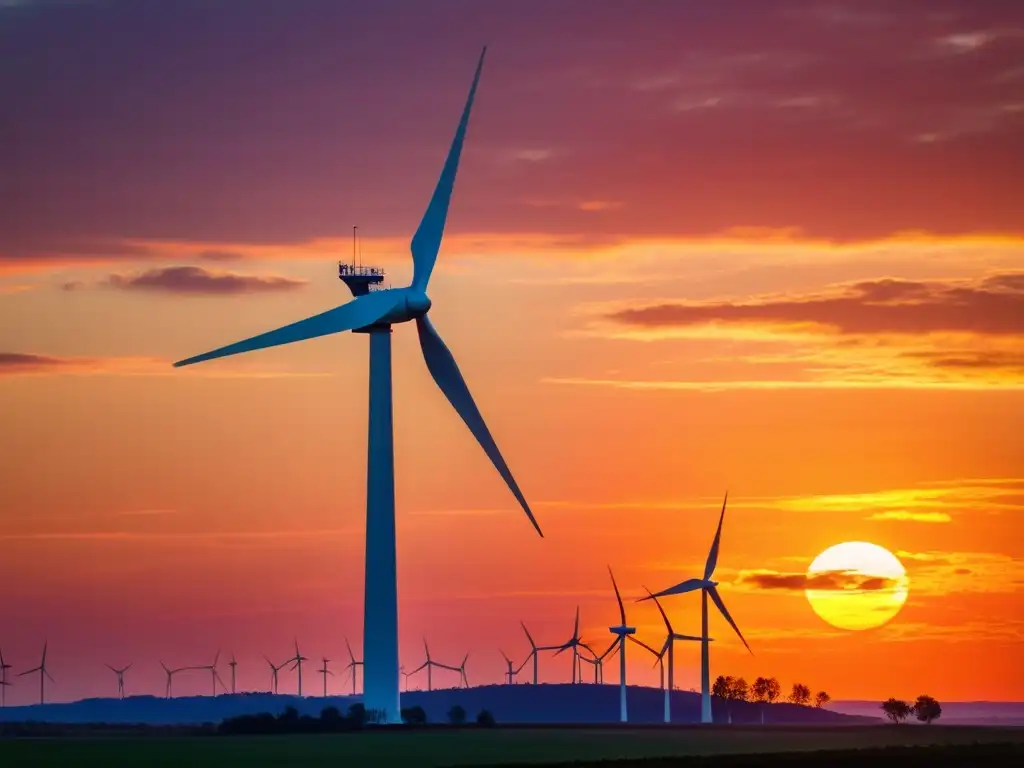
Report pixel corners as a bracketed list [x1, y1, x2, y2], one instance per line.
[1, 725, 1022, 766]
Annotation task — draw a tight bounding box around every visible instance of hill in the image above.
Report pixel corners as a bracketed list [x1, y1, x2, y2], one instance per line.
[0, 684, 877, 726]
[832, 699, 1024, 725]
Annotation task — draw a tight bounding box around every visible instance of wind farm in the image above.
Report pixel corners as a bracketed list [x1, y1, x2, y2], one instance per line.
[4, 0, 1023, 766]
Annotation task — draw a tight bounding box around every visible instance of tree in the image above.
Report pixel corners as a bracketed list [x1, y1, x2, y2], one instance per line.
[712, 675, 733, 699]
[319, 706, 343, 726]
[476, 709, 496, 727]
[346, 703, 366, 727]
[765, 678, 782, 704]
[881, 697, 912, 724]
[751, 677, 770, 703]
[912, 695, 942, 724]
[447, 704, 466, 725]
[730, 677, 750, 702]
[814, 691, 831, 709]
[401, 705, 427, 725]
[788, 683, 811, 706]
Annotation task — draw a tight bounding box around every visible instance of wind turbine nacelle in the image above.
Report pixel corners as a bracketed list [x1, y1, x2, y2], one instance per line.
[359, 288, 432, 329]
[610, 625, 636, 635]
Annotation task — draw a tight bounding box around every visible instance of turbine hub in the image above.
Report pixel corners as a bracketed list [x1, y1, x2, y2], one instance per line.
[405, 291, 432, 317]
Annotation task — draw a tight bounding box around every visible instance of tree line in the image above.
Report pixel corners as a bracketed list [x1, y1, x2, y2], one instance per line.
[218, 703, 496, 734]
[711, 675, 831, 722]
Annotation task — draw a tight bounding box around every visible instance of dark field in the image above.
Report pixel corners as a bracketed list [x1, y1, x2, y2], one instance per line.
[1, 725, 1022, 766]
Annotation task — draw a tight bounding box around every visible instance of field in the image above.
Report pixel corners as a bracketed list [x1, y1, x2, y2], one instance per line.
[1, 725, 1022, 767]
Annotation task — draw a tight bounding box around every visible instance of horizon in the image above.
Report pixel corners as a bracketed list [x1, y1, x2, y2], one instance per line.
[1, 0, 1022, 707]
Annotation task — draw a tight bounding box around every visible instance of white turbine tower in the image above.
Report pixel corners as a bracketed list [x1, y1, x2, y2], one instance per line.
[640, 493, 752, 724]
[644, 588, 709, 723]
[606, 566, 636, 722]
[171, 47, 543, 724]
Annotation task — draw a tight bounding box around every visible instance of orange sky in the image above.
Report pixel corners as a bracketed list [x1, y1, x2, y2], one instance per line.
[1, 0, 1023, 705]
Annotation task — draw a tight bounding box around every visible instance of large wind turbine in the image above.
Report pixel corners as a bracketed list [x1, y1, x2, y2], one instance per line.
[644, 588, 708, 723]
[640, 493, 752, 723]
[607, 566, 636, 722]
[18, 642, 53, 705]
[171, 46, 543, 724]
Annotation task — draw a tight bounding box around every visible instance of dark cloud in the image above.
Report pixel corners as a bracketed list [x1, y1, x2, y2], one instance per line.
[104, 266, 307, 295]
[904, 351, 1024, 373]
[196, 250, 246, 262]
[606, 272, 1024, 336]
[740, 569, 901, 591]
[954, 568, 972, 575]
[0, 352, 78, 374]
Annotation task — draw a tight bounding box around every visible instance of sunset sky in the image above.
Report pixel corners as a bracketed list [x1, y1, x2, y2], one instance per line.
[2, 0, 1023, 706]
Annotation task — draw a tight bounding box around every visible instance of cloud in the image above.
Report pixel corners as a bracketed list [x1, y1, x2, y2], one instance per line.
[0, 528, 356, 542]
[0, 351, 333, 378]
[103, 265, 307, 295]
[603, 273, 1024, 336]
[737, 569, 901, 592]
[865, 510, 952, 523]
[195, 249, 246, 262]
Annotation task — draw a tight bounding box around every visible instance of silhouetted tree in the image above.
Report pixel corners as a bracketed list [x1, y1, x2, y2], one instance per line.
[347, 703, 366, 727]
[912, 694, 942, 724]
[881, 697, 912, 724]
[277, 706, 299, 724]
[788, 683, 811, 706]
[751, 677, 771, 724]
[730, 677, 750, 702]
[712, 675, 733, 699]
[476, 709, 496, 727]
[814, 691, 831, 708]
[401, 705, 427, 726]
[766, 677, 781, 704]
[320, 706, 343, 726]
[447, 704, 466, 725]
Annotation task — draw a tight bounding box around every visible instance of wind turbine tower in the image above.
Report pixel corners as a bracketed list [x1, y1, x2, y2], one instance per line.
[172, 47, 542, 724]
[289, 640, 309, 697]
[499, 650, 517, 684]
[160, 662, 187, 699]
[519, 621, 560, 684]
[18, 642, 53, 705]
[553, 607, 584, 683]
[644, 588, 709, 723]
[263, 656, 283, 695]
[641, 493, 753, 724]
[0, 648, 11, 707]
[409, 639, 445, 692]
[105, 663, 132, 699]
[607, 566, 636, 722]
[318, 657, 333, 697]
[198, 650, 226, 697]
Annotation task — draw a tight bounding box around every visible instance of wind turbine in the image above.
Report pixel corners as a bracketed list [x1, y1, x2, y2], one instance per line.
[627, 635, 667, 702]
[228, 653, 238, 694]
[105, 663, 131, 699]
[644, 588, 709, 723]
[318, 657, 333, 697]
[606, 566, 637, 722]
[197, 650, 226, 697]
[447, 652, 470, 688]
[288, 640, 309, 697]
[160, 662, 188, 699]
[263, 655, 284, 695]
[499, 650, 518, 684]
[0, 648, 11, 707]
[343, 638, 363, 695]
[171, 46, 541, 725]
[409, 638, 445, 692]
[518, 621, 560, 685]
[640, 493, 753, 724]
[18, 642, 53, 705]
[553, 607, 584, 683]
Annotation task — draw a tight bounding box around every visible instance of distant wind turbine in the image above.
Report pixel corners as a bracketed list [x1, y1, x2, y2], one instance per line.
[160, 662, 188, 699]
[343, 638, 363, 695]
[318, 657, 333, 697]
[627, 635, 667, 701]
[639, 492, 752, 724]
[197, 650, 227, 697]
[440, 652, 470, 689]
[105, 663, 132, 699]
[18, 642, 53, 705]
[0, 648, 12, 707]
[607, 566, 637, 722]
[288, 640, 309, 697]
[170, 46, 543, 724]
[518, 621, 560, 685]
[228, 653, 238, 694]
[578, 639, 618, 684]
[263, 655, 284, 695]
[499, 650, 518, 685]
[553, 607, 585, 683]
[409, 639, 445, 692]
[643, 588, 709, 723]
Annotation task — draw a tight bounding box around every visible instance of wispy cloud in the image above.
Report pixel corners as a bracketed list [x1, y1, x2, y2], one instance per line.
[67, 265, 308, 295]
[0, 351, 333, 378]
[0, 528, 355, 542]
[736, 569, 902, 592]
[866, 510, 952, 523]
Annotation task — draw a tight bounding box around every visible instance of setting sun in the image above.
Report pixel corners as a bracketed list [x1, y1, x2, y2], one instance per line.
[805, 542, 910, 632]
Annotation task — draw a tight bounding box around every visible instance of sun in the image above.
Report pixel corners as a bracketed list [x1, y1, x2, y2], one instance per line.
[804, 541, 909, 631]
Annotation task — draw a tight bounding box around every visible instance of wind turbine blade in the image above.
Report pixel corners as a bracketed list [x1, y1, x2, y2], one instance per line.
[704, 491, 729, 580]
[625, 635, 659, 657]
[608, 566, 627, 625]
[124, 664, 132, 672]
[344, 638, 355, 662]
[105, 664, 115, 672]
[520, 621, 536, 649]
[416, 314, 543, 536]
[44, 670, 55, 683]
[645, 588, 674, 635]
[173, 289, 404, 367]
[708, 584, 753, 655]
[410, 47, 487, 292]
[640, 578, 705, 601]
[18, 667, 41, 676]
[213, 649, 220, 667]
[573, 606, 580, 639]
[410, 661, 428, 674]
[500, 649, 511, 664]
[552, 645, 569, 657]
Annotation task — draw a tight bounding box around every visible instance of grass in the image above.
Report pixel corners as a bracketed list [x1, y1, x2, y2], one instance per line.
[1, 725, 1021, 767]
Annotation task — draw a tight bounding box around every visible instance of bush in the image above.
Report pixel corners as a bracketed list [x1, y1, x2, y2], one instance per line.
[476, 709, 496, 727]
[447, 704, 466, 725]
